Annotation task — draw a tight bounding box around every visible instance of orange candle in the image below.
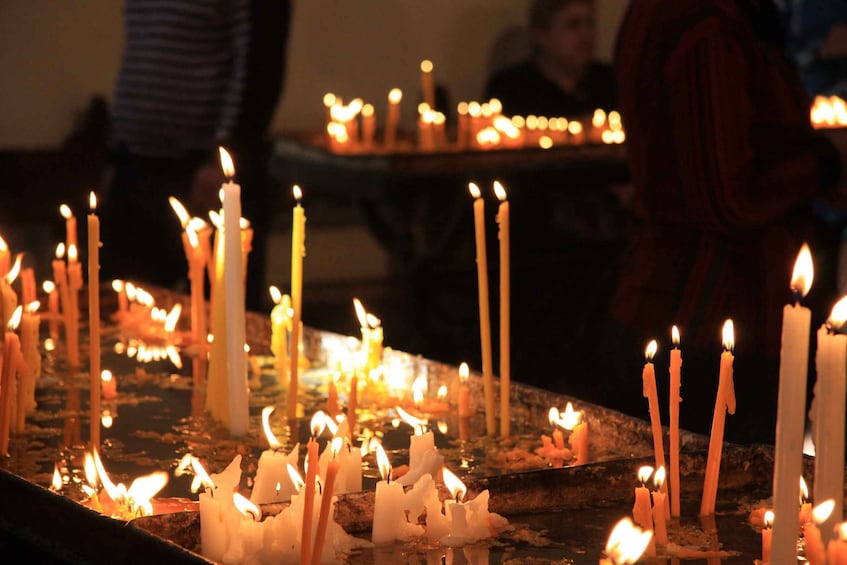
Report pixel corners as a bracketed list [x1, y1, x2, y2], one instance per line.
[457, 362, 471, 418]
[469, 182, 495, 436]
[301, 414, 322, 565]
[51, 245, 70, 347]
[347, 373, 358, 436]
[43, 281, 59, 340]
[186, 228, 207, 350]
[669, 325, 682, 517]
[326, 374, 340, 418]
[66, 244, 82, 368]
[494, 181, 510, 438]
[652, 467, 669, 547]
[289, 186, 306, 423]
[762, 510, 773, 563]
[632, 466, 654, 531]
[20, 268, 35, 305]
[701, 319, 736, 516]
[361, 103, 376, 150]
[806, 500, 835, 565]
[0, 313, 23, 456]
[642, 341, 666, 482]
[101, 369, 117, 400]
[310, 437, 342, 565]
[420, 60, 435, 109]
[456, 102, 470, 151]
[87, 192, 101, 448]
[59, 204, 78, 253]
[384, 88, 402, 151]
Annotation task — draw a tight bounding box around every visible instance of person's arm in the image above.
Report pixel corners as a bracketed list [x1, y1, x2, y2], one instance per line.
[665, 28, 839, 233]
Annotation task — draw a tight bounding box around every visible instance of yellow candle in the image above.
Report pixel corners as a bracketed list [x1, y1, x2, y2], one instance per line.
[289, 185, 306, 423]
[269, 285, 290, 383]
[700, 320, 736, 516]
[468, 182, 495, 436]
[772, 245, 813, 556]
[87, 192, 101, 448]
[669, 326, 682, 518]
[494, 181, 510, 438]
[384, 88, 402, 151]
[420, 60, 435, 109]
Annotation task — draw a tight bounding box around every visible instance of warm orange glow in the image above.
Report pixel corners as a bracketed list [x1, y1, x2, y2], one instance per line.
[468, 102, 481, 118]
[43, 280, 56, 294]
[604, 517, 653, 563]
[287, 463, 305, 493]
[101, 369, 113, 384]
[310, 411, 328, 437]
[420, 59, 433, 73]
[791, 243, 814, 299]
[348, 98, 363, 115]
[672, 325, 680, 347]
[101, 410, 114, 428]
[592, 109, 607, 128]
[828, 296, 847, 331]
[489, 98, 503, 114]
[493, 180, 507, 202]
[609, 111, 622, 131]
[837, 522, 847, 541]
[653, 466, 666, 490]
[548, 406, 560, 427]
[722, 319, 735, 351]
[811, 95, 847, 128]
[559, 402, 580, 431]
[388, 88, 403, 105]
[52, 464, 63, 491]
[539, 136, 554, 149]
[163, 304, 182, 333]
[234, 492, 262, 521]
[442, 467, 467, 501]
[59, 204, 73, 220]
[362, 103, 374, 118]
[511, 115, 526, 129]
[764, 510, 774, 529]
[457, 101, 469, 115]
[218, 147, 235, 178]
[353, 298, 368, 328]
[645, 340, 657, 362]
[637, 466, 654, 485]
[127, 471, 168, 516]
[437, 384, 448, 401]
[568, 121, 583, 135]
[0, 236, 7, 253]
[67, 244, 78, 264]
[261, 406, 282, 450]
[459, 362, 469, 384]
[814, 499, 835, 524]
[8, 306, 22, 331]
[293, 185, 303, 202]
[323, 92, 336, 108]
[433, 112, 446, 126]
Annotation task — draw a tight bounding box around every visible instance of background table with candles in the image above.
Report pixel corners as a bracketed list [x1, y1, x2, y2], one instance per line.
[268, 133, 632, 392]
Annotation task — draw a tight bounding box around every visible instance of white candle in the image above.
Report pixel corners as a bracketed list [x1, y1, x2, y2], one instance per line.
[251, 406, 300, 504]
[772, 244, 813, 562]
[812, 296, 847, 543]
[372, 444, 408, 544]
[220, 148, 249, 437]
[494, 181, 510, 438]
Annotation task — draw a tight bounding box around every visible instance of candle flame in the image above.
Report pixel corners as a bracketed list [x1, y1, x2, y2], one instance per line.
[457, 101, 469, 115]
[310, 411, 328, 437]
[653, 466, 666, 490]
[644, 340, 657, 362]
[672, 325, 680, 346]
[604, 517, 653, 563]
[539, 136, 554, 149]
[468, 182, 482, 199]
[126, 471, 168, 517]
[8, 305, 22, 330]
[396, 406, 426, 434]
[366, 312, 381, 328]
[101, 410, 114, 428]
[437, 384, 447, 401]
[52, 464, 63, 491]
[592, 108, 607, 128]
[468, 101, 481, 118]
[262, 406, 282, 450]
[568, 121, 583, 135]
[489, 98, 503, 114]
[800, 476, 809, 503]
[420, 59, 433, 73]
[353, 298, 368, 328]
[84, 452, 99, 489]
[559, 402, 580, 431]
[459, 362, 469, 384]
[791, 243, 814, 299]
[59, 204, 73, 220]
[292, 185, 302, 202]
[637, 466, 654, 485]
[388, 88, 402, 104]
[828, 296, 847, 331]
[837, 522, 847, 541]
[67, 244, 78, 263]
[6, 253, 22, 284]
[722, 319, 734, 351]
[0, 236, 7, 253]
[764, 510, 774, 528]
[268, 285, 282, 305]
[110, 279, 123, 293]
[89, 191, 97, 211]
[493, 180, 508, 202]
[362, 103, 374, 118]
[442, 467, 467, 501]
[813, 499, 835, 524]
[101, 369, 113, 384]
[548, 406, 560, 426]
[186, 227, 199, 249]
[323, 92, 336, 107]
[55, 243, 65, 260]
[43, 280, 56, 294]
[163, 303, 182, 333]
[25, 301, 39, 314]
[218, 147, 235, 178]
[233, 492, 262, 521]
[287, 463, 305, 493]
[331, 436, 343, 458]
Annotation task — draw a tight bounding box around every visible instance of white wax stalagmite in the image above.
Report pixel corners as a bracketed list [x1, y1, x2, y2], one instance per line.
[440, 490, 508, 547]
[397, 431, 444, 486]
[200, 455, 243, 563]
[372, 479, 408, 544]
[250, 443, 299, 505]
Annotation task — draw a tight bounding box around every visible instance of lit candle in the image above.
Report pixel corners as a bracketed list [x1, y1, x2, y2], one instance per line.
[420, 60, 435, 109]
[700, 319, 736, 516]
[19, 301, 40, 404]
[269, 285, 291, 383]
[251, 406, 300, 504]
[651, 467, 668, 547]
[812, 295, 847, 542]
[599, 518, 653, 565]
[772, 244, 813, 561]
[384, 88, 402, 151]
[456, 102, 470, 151]
[0, 236, 9, 278]
[43, 281, 59, 340]
[669, 325, 682, 518]
[396, 407, 444, 486]
[372, 443, 407, 544]
[468, 183, 495, 436]
[101, 369, 117, 400]
[442, 466, 470, 542]
[549, 407, 566, 451]
[457, 362, 471, 418]
[289, 185, 306, 423]
[186, 228, 207, 351]
[110, 279, 128, 319]
[219, 148, 249, 436]
[493, 181, 510, 438]
[562, 402, 589, 465]
[806, 499, 835, 565]
[301, 413, 325, 565]
[800, 477, 813, 525]
[762, 510, 773, 563]
[310, 438, 342, 565]
[59, 203, 78, 254]
[88, 192, 101, 448]
[51, 245, 70, 348]
[196, 455, 242, 563]
[326, 372, 340, 418]
[828, 522, 847, 564]
[642, 341, 666, 484]
[66, 244, 82, 368]
[632, 466, 654, 532]
[20, 267, 35, 305]
[0, 306, 24, 455]
[361, 103, 376, 150]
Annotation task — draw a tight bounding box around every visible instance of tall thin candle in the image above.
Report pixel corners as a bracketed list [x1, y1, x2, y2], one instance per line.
[642, 341, 666, 482]
[469, 182, 495, 436]
[494, 181, 510, 438]
[384, 88, 402, 151]
[420, 60, 435, 109]
[59, 204, 78, 254]
[700, 319, 736, 515]
[66, 244, 82, 368]
[87, 192, 101, 448]
[669, 326, 682, 517]
[771, 244, 813, 562]
[289, 185, 306, 423]
[813, 295, 847, 543]
[301, 413, 325, 565]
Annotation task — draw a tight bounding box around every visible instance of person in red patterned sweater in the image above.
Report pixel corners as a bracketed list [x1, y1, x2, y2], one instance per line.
[607, 0, 847, 442]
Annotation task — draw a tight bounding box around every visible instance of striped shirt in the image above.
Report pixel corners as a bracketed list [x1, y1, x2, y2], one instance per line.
[111, 0, 250, 157]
